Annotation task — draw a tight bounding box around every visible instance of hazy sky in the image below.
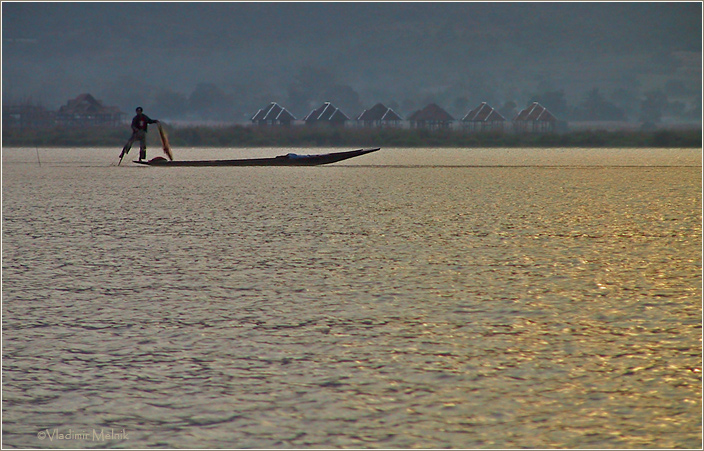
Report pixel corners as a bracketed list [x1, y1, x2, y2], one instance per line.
[2, 2, 701, 120]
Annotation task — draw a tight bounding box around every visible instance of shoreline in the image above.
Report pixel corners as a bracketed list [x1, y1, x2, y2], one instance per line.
[2, 125, 702, 149]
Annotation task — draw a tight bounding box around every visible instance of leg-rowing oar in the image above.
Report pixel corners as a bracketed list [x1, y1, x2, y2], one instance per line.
[118, 146, 129, 166]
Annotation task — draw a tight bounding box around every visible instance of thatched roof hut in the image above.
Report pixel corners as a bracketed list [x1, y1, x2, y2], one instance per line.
[251, 102, 296, 126]
[408, 103, 454, 129]
[303, 102, 349, 127]
[356, 103, 403, 127]
[514, 102, 558, 132]
[56, 93, 123, 127]
[462, 102, 506, 131]
[2, 104, 54, 129]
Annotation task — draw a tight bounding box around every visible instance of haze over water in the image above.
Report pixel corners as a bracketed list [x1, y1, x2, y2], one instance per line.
[2, 147, 701, 448]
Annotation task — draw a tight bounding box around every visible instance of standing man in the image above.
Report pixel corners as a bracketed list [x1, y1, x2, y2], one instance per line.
[120, 107, 159, 162]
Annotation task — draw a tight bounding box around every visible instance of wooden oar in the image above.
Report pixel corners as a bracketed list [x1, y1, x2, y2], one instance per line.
[117, 145, 129, 166]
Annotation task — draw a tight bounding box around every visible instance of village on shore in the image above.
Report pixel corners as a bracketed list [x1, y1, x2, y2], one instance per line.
[3, 92, 612, 134]
[3, 93, 701, 149]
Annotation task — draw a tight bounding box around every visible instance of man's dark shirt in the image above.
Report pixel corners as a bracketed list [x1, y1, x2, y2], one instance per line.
[131, 113, 157, 132]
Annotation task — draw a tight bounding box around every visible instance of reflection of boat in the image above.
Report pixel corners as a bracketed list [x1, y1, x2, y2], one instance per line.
[134, 148, 380, 167]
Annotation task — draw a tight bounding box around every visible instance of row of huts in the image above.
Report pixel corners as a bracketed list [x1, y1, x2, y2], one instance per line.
[3, 93, 559, 133]
[252, 101, 559, 132]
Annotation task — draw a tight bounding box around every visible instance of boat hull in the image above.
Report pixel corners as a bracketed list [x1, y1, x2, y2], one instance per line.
[134, 148, 380, 167]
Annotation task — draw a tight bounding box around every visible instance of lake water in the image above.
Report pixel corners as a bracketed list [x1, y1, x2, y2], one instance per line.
[2, 147, 701, 448]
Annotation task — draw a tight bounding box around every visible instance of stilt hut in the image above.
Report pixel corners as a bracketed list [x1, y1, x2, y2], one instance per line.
[356, 103, 403, 128]
[461, 102, 506, 132]
[513, 102, 558, 133]
[2, 104, 54, 129]
[407, 103, 454, 130]
[251, 102, 296, 126]
[303, 102, 349, 127]
[56, 93, 123, 127]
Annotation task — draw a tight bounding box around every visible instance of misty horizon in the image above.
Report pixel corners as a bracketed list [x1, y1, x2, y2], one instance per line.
[2, 2, 702, 124]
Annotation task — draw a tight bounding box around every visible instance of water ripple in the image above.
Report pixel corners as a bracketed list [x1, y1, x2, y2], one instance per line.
[2, 148, 701, 448]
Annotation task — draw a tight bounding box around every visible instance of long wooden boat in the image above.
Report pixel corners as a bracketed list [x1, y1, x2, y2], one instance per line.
[134, 148, 380, 167]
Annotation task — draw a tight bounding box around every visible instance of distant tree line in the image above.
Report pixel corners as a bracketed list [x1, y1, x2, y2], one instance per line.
[528, 86, 701, 125]
[4, 124, 701, 149]
[5, 67, 699, 129]
[102, 66, 701, 127]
